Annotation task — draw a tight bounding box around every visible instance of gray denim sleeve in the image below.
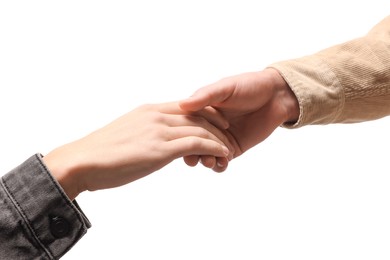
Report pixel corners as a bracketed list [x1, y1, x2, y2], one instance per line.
[0, 154, 91, 260]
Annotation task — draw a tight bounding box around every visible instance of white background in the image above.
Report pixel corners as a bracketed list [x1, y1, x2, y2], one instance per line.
[1, 1, 390, 259]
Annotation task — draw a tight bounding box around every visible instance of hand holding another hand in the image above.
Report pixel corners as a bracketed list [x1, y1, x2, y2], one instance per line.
[43, 102, 234, 200]
[180, 68, 299, 166]
[43, 69, 300, 201]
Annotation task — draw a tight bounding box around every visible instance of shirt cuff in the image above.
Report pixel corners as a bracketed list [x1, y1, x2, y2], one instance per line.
[269, 56, 344, 128]
[1, 154, 91, 259]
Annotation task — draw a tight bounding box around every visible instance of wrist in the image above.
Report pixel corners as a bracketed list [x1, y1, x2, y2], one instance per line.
[43, 142, 85, 201]
[265, 68, 299, 124]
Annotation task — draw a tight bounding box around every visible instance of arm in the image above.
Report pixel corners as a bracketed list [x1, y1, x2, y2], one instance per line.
[0, 102, 233, 259]
[180, 15, 390, 161]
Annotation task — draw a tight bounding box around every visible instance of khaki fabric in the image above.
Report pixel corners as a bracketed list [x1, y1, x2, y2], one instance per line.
[270, 16, 390, 128]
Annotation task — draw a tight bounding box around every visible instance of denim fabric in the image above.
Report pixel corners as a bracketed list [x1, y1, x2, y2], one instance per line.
[0, 154, 91, 259]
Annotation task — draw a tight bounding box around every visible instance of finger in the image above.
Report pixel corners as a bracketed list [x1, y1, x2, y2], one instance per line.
[166, 136, 230, 159]
[161, 113, 234, 155]
[199, 156, 229, 172]
[213, 157, 229, 172]
[179, 78, 236, 112]
[158, 102, 229, 130]
[166, 125, 234, 158]
[195, 106, 229, 130]
[200, 155, 216, 169]
[183, 155, 200, 167]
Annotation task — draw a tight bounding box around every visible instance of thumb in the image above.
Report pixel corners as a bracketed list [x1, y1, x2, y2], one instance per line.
[179, 94, 210, 112]
[179, 79, 236, 111]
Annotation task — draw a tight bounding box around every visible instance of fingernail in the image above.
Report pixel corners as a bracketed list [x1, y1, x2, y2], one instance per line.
[222, 146, 229, 156]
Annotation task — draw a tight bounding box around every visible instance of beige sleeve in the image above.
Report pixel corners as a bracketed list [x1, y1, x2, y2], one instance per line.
[269, 16, 390, 128]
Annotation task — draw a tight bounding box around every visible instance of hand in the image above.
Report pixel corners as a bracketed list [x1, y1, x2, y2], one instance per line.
[43, 102, 234, 200]
[180, 68, 299, 164]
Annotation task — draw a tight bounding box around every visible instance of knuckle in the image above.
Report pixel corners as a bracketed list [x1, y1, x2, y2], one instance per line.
[187, 137, 203, 149]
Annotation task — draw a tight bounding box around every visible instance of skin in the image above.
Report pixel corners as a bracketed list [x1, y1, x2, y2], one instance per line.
[43, 102, 234, 201]
[180, 68, 300, 168]
[44, 68, 299, 200]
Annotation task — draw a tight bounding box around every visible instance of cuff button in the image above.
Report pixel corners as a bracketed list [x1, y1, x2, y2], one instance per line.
[50, 216, 71, 238]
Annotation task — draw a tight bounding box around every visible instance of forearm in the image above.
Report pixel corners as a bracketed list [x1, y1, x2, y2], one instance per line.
[269, 16, 390, 128]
